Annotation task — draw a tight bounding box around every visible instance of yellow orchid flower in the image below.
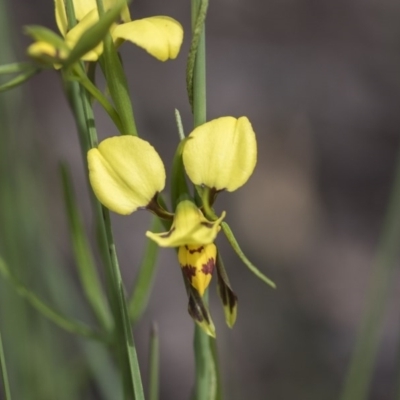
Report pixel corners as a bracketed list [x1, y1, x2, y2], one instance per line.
[87, 135, 166, 215]
[55, 0, 183, 62]
[182, 116, 257, 192]
[86, 114, 260, 335]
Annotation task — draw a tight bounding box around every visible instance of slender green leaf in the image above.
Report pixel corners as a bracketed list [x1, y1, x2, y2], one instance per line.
[0, 62, 35, 75]
[60, 164, 112, 332]
[101, 33, 137, 135]
[129, 217, 161, 325]
[67, 66, 123, 136]
[221, 222, 276, 289]
[148, 322, 160, 400]
[0, 330, 11, 400]
[119, 282, 145, 400]
[0, 257, 105, 342]
[0, 66, 40, 92]
[63, 2, 125, 69]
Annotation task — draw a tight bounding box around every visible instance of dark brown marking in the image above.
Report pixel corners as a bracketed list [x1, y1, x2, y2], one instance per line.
[159, 227, 175, 238]
[186, 245, 204, 254]
[201, 258, 215, 275]
[182, 265, 196, 282]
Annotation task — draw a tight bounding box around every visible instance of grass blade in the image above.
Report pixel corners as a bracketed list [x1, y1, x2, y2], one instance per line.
[128, 216, 161, 325]
[60, 163, 113, 332]
[0, 257, 105, 342]
[148, 322, 160, 400]
[0, 329, 11, 400]
[119, 282, 145, 400]
[0, 66, 40, 92]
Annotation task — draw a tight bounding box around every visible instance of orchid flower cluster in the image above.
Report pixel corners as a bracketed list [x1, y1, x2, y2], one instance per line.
[27, 0, 183, 65]
[88, 116, 259, 336]
[20, 0, 275, 338]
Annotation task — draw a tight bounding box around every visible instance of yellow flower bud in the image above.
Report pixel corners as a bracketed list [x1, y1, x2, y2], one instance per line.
[178, 243, 217, 297]
[87, 136, 166, 215]
[27, 41, 68, 66]
[146, 200, 225, 247]
[183, 116, 257, 192]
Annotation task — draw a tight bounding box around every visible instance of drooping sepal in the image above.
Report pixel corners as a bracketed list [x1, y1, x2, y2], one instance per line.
[216, 253, 238, 328]
[185, 277, 216, 338]
[178, 244, 216, 296]
[146, 200, 225, 247]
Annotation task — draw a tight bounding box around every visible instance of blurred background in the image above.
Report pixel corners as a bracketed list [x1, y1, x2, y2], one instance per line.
[1, 0, 400, 399]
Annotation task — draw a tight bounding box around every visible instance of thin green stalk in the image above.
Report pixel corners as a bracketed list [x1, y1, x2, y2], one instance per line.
[340, 151, 400, 400]
[102, 209, 145, 400]
[129, 217, 161, 325]
[0, 257, 105, 342]
[65, 60, 145, 399]
[71, 66, 123, 133]
[189, 1, 217, 399]
[0, 330, 11, 400]
[190, 0, 208, 128]
[61, 164, 112, 332]
[96, 0, 138, 136]
[148, 323, 160, 400]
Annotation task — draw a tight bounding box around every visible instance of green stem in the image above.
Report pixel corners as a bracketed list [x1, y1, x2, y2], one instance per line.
[340, 151, 400, 400]
[191, 0, 207, 127]
[72, 66, 123, 133]
[0, 329, 12, 400]
[0, 257, 105, 342]
[190, 2, 216, 399]
[148, 323, 160, 400]
[65, 75, 144, 400]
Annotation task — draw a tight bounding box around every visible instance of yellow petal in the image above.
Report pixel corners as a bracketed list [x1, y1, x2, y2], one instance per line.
[183, 116, 257, 192]
[179, 244, 216, 296]
[64, 9, 104, 61]
[88, 136, 166, 215]
[55, 0, 131, 36]
[112, 16, 183, 61]
[146, 200, 225, 247]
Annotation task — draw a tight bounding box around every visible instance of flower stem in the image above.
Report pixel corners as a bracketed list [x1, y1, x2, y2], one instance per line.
[0, 329, 12, 400]
[189, 1, 218, 399]
[65, 75, 144, 399]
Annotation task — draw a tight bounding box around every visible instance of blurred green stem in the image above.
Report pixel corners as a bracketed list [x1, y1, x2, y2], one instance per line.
[0, 329, 11, 400]
[148, 323, 160, 400]
[340, 151, 400, 400]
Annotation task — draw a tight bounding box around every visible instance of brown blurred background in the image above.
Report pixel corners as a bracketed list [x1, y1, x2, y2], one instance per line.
[3, 0, 400, 399]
